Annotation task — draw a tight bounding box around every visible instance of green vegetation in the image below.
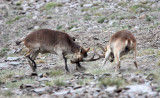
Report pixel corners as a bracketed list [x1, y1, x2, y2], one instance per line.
[81, 6, 103, 12]
[88, 69, 107, 74]
[130, 4, 150, 13]
[6, 16, 23, 24]
[0, 90, 13, 97]
[0, 48, 9, 57]
[97, 17, 107, 23]
[78, 78, 92, 85]
[138, 48, 155, 56]
[157, 61, 160, 66]
[118, 1, 128, 7]
[44, 2, 63, 10]
[84, 15, 91, 21]
[99, 77, 124, 88]
[54, 79, 66, 86]
[56, 25, 63, 30]
[16, 1, 21, 6]
[48, 70, 64, 77]
[68, 25, 74, 30]
[145, 15, 152, 21]
[6, 79, 34, 88]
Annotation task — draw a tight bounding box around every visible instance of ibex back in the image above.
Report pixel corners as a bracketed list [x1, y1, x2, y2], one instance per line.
[97, 30, 138, 73]
[16, 29, 92, 73]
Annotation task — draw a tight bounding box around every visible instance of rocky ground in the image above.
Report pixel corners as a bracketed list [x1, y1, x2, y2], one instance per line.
[0, 0, 160, 97]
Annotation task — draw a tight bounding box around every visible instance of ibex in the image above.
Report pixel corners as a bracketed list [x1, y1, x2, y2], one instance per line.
[95, 30, 138, 73]
[16, 29, 95, 73]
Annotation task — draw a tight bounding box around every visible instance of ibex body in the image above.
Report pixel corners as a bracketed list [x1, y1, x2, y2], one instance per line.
[100, 30, 138, 72]
[16, 29, 91, 73]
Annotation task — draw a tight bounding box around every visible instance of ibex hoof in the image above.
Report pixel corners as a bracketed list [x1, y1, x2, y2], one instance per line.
[31, 72, 37, 76]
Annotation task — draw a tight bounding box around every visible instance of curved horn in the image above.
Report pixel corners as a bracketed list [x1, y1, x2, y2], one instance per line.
[94, 45, 105, 58]
[97, 43, 106, 52]
[71, 52, 102, 63]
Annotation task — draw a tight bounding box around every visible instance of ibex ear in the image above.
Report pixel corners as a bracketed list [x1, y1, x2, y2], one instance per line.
[86, 48, 90, 52]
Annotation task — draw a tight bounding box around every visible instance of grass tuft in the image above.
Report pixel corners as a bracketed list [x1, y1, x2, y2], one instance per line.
[97, 17, 107, 23]
[130, 4, 149, 13]
[6, 79, 34, 88]
[6, 16, 23, 24]
[0, 90, 13, 97]
[118, 1, 128, 7]
[54, 79, 66, 86]
[48, 70, 64, 77]
[0, 48, 9, 57]
[99, 77, 124, 88]
[56, 25, 63, 30]
[44, 2, 63, 10]
[138, 48, 155, 56]
[157, 61, 160, 66]
[145, 15, 152, 21]
[77, 78, 92, 85]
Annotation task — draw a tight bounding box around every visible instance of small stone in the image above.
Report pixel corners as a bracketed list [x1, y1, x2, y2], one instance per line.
[126, 84, 152, 93]
[54, 90, 69, 95]
[25, 84, 35, 88]
[38, 78, 52, 82]
[32, 16, 38, 20]
[0, 63, 10, 68]
[74, 85, 82, 89]
[105, 86, 117, 93]
[6, 57, 19, 61]
[8, 62, 20, 66]
[147, 92, 157, 97]
[83, 4, 93, 7]
[34, 26, 39, 30]
[33, 87, 47, 94]
[146, 74, 154, 81]
[38, 73, 43, 78]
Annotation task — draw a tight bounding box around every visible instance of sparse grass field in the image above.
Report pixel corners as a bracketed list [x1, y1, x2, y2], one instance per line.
[6, 16, 23, 24]
[98, 77, 125, 88]
[44, 2, 63, 10]
[0, 0, 160, 97]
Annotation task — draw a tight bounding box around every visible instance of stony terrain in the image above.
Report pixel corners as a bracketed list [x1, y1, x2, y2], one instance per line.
[0, 0, 160, 97]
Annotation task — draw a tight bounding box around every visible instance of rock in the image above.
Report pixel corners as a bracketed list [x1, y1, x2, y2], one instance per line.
[13, 75, 23, 79]
[126, 84, 152, 93]
[74, 85, 82, 89]
[33, 87, 47, 94]
[6, 57, 19, 61]
[83, 4, 93, 7]
[8, 62, 20, 66]
[34, 26, 39, 30]
[105, 86, 117, 93]
[146, 73, 154, 81]
[147, 92, 158, 97]
[54, 90, 69, 95]
[20, 84, 35, 89]
[38, 73, 43, 78]
[38, 78, 52, 82]
[127, 92, 136, 98]
[0, 63, 10, 68]
[32, 16, 38, 20]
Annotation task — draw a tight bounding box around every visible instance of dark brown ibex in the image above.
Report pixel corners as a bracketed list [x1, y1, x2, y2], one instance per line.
[95, 30, 138, 73]
[16, 29, 95, 73]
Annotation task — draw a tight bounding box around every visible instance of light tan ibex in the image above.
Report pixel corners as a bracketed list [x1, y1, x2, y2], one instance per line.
[95, 30, 138, 73]
[16, 29, 95, 73]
